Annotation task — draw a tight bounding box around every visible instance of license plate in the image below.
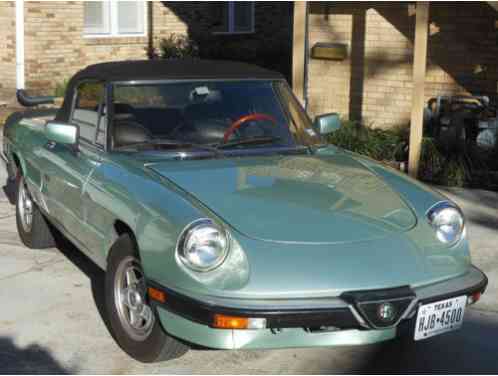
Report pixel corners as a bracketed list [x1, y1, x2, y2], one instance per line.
[414, 295, 466, 341]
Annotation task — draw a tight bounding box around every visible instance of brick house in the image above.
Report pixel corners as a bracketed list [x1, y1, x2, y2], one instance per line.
[0, 1, 293, 99]
[2, 1, 497, 136]
[293, 2, 498, 129]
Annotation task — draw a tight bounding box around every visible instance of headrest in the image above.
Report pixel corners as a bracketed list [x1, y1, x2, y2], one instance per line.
[113, 120, 152, 148]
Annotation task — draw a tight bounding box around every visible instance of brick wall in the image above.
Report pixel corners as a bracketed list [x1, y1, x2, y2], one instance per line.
[0, 1, 292, 98]
[1, 1, 496, 126]
[0, 2, 16, 98]
[23, 1, 150, 96]
[154, 2, 293, 79]
[307, 2, 498, 128]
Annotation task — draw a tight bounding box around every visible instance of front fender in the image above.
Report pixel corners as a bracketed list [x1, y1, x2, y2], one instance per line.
[133, 171, 250, 295]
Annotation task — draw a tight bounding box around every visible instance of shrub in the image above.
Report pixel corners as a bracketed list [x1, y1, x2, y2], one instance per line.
[327, 120, 409, 162]
[327, 120, 472, 187]
[439, 156, 469, 187]
[159, 34, 199, 59]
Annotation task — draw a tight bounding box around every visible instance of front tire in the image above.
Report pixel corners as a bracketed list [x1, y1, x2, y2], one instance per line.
[15, 174, 55, 249]
[105, 234, 189, 363]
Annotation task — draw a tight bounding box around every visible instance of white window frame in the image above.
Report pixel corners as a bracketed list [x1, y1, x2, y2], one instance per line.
[213, 1, 255, 35]
[83, 1, 147, 38]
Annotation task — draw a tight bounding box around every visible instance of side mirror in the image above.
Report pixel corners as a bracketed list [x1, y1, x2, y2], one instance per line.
[313, 113, 341, 136]
[45, 121, 78, 146]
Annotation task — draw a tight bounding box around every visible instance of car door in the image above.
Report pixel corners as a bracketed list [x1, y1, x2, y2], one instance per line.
[41, 81, 106, 256]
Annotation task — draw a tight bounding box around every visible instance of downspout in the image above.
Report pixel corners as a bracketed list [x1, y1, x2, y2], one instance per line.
[303, 2, 310, 111]
[16, 0, 25, 91]
[15, 0, 54, 107]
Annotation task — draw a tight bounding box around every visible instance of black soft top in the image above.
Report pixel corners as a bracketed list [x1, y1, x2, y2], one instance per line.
[73, 59, 283, 82]
[56, 59, 283, 122]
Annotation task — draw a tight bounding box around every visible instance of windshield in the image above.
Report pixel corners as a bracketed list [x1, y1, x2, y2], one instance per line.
[111, 80, 321, 154]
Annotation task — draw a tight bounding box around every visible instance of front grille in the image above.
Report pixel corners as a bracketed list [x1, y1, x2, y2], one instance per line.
[357, 297, 415, 328]
[341, 286, 416, 329]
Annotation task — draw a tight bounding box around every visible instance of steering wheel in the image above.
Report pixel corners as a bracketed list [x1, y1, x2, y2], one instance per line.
[223, 113, 277, 143]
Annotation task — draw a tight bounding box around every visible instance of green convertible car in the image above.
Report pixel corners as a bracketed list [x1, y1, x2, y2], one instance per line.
[2, 60, 487, 363]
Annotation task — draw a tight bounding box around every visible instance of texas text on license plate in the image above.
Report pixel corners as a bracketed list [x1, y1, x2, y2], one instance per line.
[414, 295, 466, 341]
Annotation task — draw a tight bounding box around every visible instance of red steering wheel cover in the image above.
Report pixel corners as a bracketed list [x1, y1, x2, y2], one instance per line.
[223, 113, 277, 143]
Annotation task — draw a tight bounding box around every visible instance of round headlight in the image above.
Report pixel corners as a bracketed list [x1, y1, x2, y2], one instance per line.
[427, 202, 464, 245]
[177, 219, 229, 272]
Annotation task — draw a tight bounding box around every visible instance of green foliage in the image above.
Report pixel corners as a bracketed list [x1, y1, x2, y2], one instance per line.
[440, 156, 469, 187]
[54, 79, 69, 97]
[418, 137, 445, 182]
[327, 120, 472, 187]
[417, 137, 467, 186]
[327, 120, 408, 162]
[159, 34, 199, 59]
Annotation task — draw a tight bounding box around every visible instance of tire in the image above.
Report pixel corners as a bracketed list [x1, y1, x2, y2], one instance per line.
[105, 234, 189, 363]
[15, 174, 55, 249]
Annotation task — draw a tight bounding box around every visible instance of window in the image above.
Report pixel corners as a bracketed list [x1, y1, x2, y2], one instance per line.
[213, 2, 255, 34]
[83, 1, 146, 37]
[111, 81, 310, 151]
[72, 82, 107, 145]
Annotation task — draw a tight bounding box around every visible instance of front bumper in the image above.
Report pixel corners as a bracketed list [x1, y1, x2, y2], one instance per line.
[149, 265, 487, 349]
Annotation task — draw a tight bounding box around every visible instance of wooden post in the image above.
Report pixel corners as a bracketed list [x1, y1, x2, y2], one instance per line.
[408, 2, 430, 178]
[147, 2, 155, 59]
[292, 2, 306, 104]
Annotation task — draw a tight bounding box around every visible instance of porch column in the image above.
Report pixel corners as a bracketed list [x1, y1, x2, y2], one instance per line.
[292, 1, 307, 104]
[408, 2, 430, 178]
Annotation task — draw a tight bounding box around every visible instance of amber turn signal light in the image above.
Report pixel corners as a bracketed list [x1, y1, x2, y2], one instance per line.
[212, 314, 266, 329]
[213, 314, 248, 329]
[148, 287, 166, 303]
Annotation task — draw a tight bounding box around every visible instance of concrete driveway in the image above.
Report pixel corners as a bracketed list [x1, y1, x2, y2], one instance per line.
[1, 139, 497, 373]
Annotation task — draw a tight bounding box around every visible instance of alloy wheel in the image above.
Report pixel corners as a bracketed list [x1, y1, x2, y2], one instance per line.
[114, 256, 155, 341]
[18, 179, 33, 233]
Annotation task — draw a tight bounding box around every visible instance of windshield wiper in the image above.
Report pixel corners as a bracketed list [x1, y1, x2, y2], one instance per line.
[216, 136, 283, 150]
[116, 139, 224, 158]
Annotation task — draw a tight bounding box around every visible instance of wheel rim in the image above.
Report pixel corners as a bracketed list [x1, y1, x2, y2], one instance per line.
[114, 256, 155, 341]
[18, 179, 33, 233]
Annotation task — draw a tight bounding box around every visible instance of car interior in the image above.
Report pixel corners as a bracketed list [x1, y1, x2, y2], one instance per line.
[110, 84, 291, 150]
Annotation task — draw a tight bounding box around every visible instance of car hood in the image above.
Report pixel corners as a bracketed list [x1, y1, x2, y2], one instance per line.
[147, 153, 417, 244]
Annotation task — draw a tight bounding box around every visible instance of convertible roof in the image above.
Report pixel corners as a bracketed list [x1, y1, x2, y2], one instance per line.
[72, 59, 283, 82]
[56, 59, 284, 122]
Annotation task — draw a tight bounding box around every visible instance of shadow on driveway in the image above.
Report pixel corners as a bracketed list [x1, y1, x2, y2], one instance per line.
[0, 337, 74, 374]
[317, 309, 498, 374]
[2, 175, 112, 338]
[2, 178, 16, 205]
[51, 232, 114, 341]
